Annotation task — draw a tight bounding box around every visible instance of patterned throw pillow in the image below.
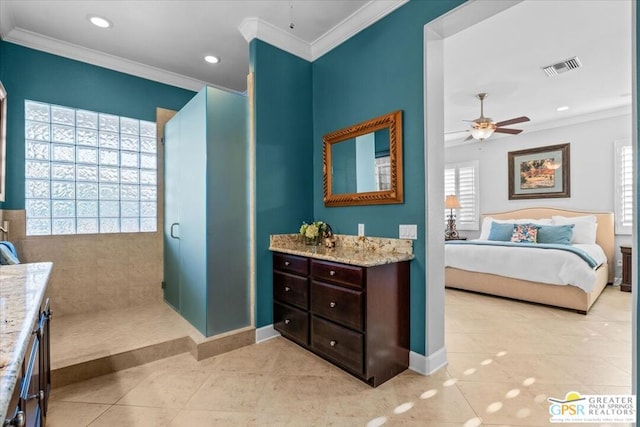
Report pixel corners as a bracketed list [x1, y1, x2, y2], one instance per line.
[511, 224, 538, 243]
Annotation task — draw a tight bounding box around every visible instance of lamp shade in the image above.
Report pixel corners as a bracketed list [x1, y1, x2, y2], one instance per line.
[445, 195, 461, 209]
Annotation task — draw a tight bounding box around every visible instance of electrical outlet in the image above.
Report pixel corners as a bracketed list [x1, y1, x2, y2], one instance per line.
[399, 224, 418, 240]
[358, 224, 365, 236]
[617, 259, 623, 267]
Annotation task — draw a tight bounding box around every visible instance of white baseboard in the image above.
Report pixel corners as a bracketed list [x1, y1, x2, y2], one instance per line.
[409, 347, 447, 375]
[255, 324, 280, 343]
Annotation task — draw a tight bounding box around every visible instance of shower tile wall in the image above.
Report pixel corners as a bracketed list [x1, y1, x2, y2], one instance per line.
[2, 209, 163, 316]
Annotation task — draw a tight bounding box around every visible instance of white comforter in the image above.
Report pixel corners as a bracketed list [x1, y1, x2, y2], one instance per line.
[444, 241, 607, 292]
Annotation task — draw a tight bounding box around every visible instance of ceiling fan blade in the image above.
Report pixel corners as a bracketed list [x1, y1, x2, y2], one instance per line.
[494, 128, 523, 135]
[494, 116, 530, 127]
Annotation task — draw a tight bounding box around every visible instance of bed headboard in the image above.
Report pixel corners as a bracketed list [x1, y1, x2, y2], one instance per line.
[482, 208, 615, 282]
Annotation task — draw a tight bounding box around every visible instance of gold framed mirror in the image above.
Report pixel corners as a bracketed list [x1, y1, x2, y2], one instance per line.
[323, 110, 403, 207]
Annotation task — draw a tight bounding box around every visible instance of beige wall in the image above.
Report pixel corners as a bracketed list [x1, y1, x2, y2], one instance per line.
[3, 209, 163, 316]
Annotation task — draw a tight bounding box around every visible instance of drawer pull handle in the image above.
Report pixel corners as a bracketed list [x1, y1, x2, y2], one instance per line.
[5, 411, 25, 427]
[330, 340, 337, 347]
[284, 286, 291, 292]
[284, 261, 290, 266]
[329, 270, 336, 276]
[329, 301, 336, 308]
[284, 319, 291, 325]
[27, 390, 44, 402]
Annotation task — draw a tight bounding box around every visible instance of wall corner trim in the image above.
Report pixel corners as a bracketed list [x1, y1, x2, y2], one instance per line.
[255, 324, 280, 343]
[409, 348, 447, 375]
[239, 1, 409, 62]
[238, 17, 312, 62]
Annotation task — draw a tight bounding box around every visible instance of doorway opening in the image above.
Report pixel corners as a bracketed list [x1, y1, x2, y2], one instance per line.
[423, 0, 637, 398]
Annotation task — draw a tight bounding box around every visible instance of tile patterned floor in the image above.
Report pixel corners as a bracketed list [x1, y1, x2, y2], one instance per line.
[47, 286, 633, 426]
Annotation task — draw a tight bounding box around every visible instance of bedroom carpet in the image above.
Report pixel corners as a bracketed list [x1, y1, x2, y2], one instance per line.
[46, 285, 632, 426]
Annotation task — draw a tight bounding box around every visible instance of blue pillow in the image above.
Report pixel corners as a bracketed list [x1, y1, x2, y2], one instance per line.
[537, 224, 575, 245]
[487, 222, 514, 241]
[0, 242, 19, 265]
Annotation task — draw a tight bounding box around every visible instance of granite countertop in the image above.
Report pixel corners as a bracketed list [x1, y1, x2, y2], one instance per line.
[269, 234, 414, 267]
[0, 262, 53, 424]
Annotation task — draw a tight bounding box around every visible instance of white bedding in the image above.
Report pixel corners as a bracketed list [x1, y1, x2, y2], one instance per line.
[444, 241, 607, 292]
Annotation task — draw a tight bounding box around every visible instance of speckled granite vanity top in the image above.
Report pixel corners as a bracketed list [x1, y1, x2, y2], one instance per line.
[269, 234, 414, 267]
[0, 262, 52, 422]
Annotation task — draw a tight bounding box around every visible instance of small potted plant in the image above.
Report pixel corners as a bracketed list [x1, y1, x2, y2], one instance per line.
[300, 221, 327, 245]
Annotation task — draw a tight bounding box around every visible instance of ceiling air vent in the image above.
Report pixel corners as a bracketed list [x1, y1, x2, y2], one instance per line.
[542, 56, 582, 77]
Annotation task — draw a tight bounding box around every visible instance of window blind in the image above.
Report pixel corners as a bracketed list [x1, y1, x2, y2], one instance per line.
[614, 139, 633, 234]
[444, 160, 479, 230]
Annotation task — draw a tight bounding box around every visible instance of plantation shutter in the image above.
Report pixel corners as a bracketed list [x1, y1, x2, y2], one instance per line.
[615, 139, 632, 234]
[457, 164, 477, 227]
[444, 160, 479, 230]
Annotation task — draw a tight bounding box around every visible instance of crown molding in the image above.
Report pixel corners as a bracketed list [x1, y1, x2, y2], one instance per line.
[3, 27, 206, 92]
[310, 0, 409, 60]
[239, 0, 409, 62]
[4, 1, 408, 89]
[239, 17, 312, 61]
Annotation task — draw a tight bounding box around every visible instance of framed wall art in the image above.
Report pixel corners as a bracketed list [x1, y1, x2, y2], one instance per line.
[508, 143, 570, 200]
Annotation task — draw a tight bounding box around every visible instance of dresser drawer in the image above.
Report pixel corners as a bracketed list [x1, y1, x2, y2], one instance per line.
[274, 272, 308, 310]
[311, 281, 363, 331]
[311, 260, 363, 289]
[274, 253, 309, 276]
[274, 302, 309, 345]
[311, 316, 364, 374]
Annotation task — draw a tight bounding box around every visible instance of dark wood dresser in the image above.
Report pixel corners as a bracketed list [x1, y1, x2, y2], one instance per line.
[272, 252, 410, 387]
[621, 246, 632, 292]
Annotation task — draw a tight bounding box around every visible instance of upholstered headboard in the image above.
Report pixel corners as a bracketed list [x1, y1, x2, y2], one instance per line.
[482, 208, 615, 282]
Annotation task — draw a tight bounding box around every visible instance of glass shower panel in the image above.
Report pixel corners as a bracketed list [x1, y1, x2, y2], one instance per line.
[163, 113, 181, 311]
[177, 89, 208, 335]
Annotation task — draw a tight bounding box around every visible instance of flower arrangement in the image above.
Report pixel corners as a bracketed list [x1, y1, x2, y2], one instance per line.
[300, 220, 327, 245]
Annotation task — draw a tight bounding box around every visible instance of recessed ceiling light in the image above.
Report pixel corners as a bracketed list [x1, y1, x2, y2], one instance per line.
[88, 15, 112, 29]
[556, 106, 569, 112]
[204, 55, 220, 64]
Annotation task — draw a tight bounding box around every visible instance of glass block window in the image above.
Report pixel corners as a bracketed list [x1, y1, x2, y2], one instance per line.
[25, 100, 157, 236]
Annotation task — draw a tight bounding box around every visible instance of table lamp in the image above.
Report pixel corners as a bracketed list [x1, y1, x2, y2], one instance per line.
[445, 195, 461, 240]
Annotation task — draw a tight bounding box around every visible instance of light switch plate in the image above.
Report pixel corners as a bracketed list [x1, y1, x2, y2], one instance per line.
[399, 224, 418, 240]
[358, 224, 365, 236]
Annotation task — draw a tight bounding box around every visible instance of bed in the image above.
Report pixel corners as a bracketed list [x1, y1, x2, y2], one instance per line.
[445, 208, 614, 314]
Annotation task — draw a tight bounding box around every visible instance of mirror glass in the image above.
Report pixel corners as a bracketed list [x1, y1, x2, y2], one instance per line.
[330, 128, 390, 194]
[323, 111, 403, 207]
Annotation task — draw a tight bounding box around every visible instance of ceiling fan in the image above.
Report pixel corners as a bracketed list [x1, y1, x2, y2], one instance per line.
[463, 93, 530, 141]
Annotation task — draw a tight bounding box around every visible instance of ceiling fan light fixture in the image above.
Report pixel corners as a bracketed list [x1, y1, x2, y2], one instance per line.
[88, 15, 112, 29]
[470, 125, 495, 141]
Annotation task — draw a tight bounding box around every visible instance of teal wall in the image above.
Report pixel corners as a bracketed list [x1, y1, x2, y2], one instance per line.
[0, 41, 195, 209]
[250, 39, 314, 327]
[311, 0, 464, 354]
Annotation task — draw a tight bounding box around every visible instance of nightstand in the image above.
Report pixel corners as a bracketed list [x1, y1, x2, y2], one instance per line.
[620, 246, 632, 292]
